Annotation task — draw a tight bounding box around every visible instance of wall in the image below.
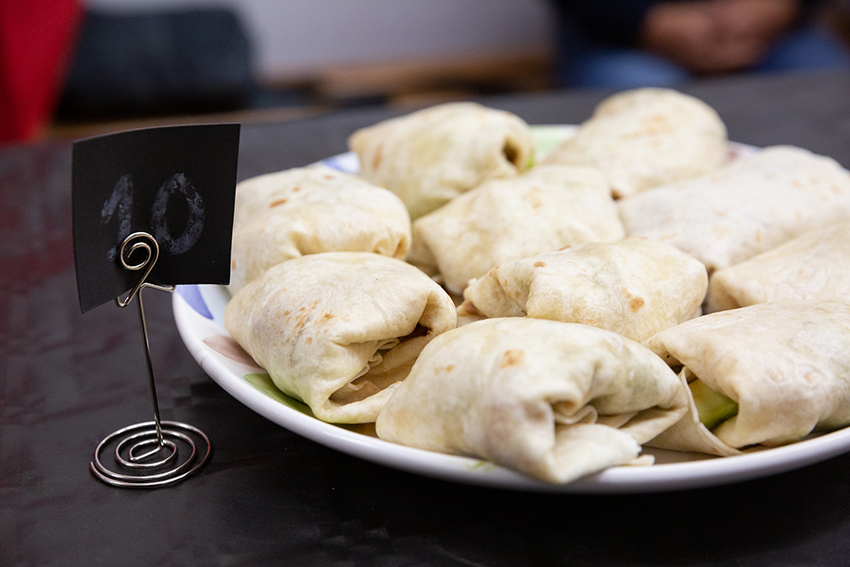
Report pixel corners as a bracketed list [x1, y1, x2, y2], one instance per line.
[83, 0, 556, 83]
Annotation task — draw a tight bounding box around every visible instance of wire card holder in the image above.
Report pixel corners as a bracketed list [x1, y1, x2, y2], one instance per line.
[90, 231, 211, 488]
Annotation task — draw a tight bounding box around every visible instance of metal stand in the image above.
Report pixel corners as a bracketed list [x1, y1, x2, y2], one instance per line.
[90, 232, 211, 488]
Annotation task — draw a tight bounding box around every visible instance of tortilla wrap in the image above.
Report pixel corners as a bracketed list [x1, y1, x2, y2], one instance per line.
[707, 222, 850, 312]
[409, 164, 625, 294]
[543, 87, 727, 198]
[229, 165, 411, 294]
[376, 317, 688, 483]
[460, 237, 708, 342]
[348, 102, 535, 219]
[224, 252, 457, 423]
[646, 301, 850, 456]
[618, 146, 850, 273]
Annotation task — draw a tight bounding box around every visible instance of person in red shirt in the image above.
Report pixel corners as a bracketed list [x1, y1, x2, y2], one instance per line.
[0, 0, 82, 144]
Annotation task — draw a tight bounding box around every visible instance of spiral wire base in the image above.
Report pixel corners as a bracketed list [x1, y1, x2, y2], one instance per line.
[90, 420, 211, 488]
[91, 232, 212, 489]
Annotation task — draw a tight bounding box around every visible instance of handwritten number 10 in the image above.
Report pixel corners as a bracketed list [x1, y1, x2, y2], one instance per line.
[101, 173, 205, 261]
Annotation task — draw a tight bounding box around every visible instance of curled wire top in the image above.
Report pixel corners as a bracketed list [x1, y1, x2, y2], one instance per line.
[115, 232, 175, 308]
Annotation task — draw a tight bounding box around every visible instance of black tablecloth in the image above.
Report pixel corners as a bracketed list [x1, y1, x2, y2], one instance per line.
[4, 71, 850, 567]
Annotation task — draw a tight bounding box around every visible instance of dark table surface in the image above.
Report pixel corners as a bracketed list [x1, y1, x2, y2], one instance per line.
[4, 70, 850, 567]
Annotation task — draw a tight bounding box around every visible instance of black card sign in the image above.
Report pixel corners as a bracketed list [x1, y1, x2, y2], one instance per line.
[73, 123, 240, 313]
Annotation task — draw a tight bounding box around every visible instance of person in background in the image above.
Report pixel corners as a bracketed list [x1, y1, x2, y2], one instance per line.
[549, 0, 850, 88]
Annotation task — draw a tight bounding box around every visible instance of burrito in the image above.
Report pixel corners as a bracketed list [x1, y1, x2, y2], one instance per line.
[459, 237, 708, 342]
[229, 165, 411, 293]
[348, 102, 535, 219]
[543, 87, 727, 198]
[376, 317, 689, 483]
[646, 301, 850, 456]
[409, 164, 625, 294]
[223, 252, 457, 423]
[618, 146, 850, 274]
[707, 222, 850, 312]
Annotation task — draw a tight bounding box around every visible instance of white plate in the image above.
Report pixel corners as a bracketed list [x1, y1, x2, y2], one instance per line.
[172, 126, 850, 493]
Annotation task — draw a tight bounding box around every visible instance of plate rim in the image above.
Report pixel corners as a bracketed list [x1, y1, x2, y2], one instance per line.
[172, 286, 850, 493]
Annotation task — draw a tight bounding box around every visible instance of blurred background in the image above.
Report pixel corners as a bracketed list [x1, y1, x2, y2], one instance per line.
[2, 0, 850, 146]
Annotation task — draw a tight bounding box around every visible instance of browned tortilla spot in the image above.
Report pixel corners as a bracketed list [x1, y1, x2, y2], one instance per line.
[713, 225, 730, 239]
[269, 198, 288, 207]
[533, 261, 547, 268]
[526, 187, 544, 209]
[293, 316, 308, 332]
[499, 349, 525, 369]
[629, 297, 645, 313]
[290, 305, 314, 332]
[372, 144, 384, 170]
[642, 113, 669, 127]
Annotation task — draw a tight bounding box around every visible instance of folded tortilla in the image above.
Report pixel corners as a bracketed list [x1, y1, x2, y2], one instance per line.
[376, 318, 688, 483]
[223, 252, 457, 423]
[618, 146, 850, 274]
[646, 301, 850, 456]
[229, 165, 411, 293]
[460, 237, 707, 342]
[542, 88, 727, 198]
[348, 102, 535, 219]
[409, 164, 625, 294]
[707, 222, 850, 312]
